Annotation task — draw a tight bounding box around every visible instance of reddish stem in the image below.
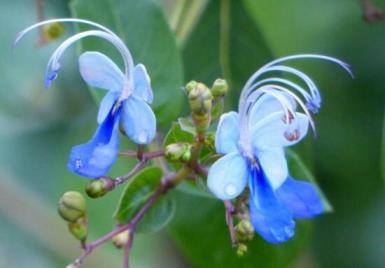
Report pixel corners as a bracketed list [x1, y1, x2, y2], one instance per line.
[224, 200, 237, 247]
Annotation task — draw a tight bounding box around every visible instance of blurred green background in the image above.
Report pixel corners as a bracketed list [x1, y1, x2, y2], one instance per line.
[1, 0, 385, 267]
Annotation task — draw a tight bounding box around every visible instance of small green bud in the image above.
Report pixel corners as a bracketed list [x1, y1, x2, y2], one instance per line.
[68, 217, 88, 241]
[235, 219, 254, 241]
[211, 78, 229, 98]
[58, 191, 86, 222]
[236, 243, 248, 257]
[85, 177, 115, 198]
[204, 132, 215, 151]
[188, 82, 213, 115]
[42, 22, 65, 41]
[165, 143, 191, 162]
[112, 231, 130, 249]
[185, 80, 198, 95]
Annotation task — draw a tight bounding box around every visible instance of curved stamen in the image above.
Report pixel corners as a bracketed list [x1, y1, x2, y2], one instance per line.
[44, 30, 134, 93]
[248, 77, 313, 105]
[14, 18, 134, 82]
[239, 54, 353, 113]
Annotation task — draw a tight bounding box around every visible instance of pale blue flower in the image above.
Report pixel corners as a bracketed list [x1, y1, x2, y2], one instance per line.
[15, 19, 156, 178]
[208, 54, 351, 243]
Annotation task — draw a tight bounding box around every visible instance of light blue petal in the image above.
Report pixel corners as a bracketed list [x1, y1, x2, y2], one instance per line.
[97, 91, 119, 124]
[249, 165, 295, 244]
[276, 176, 324, 219]
[207, 152, 248, 200]
[67, 110, 120, 178]
[251, 111, 309, 151]
[133, 64, 153, 103]
[256, 148, 288, 190]
[215, 112, 240, 154]
[79, 51, 125, 92]
[249, 92, 296, 127]
[121, 96, 156, 144]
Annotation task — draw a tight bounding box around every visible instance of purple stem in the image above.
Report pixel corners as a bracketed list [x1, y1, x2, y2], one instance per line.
[114, 160, 146, 186]
[224, 200, 237, 247]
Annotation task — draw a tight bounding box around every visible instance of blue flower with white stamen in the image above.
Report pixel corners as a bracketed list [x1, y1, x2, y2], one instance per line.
[15, 19, 156, 178]
[207, 54, 352, 243]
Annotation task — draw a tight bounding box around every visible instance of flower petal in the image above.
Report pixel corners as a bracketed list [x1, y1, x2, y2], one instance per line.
[97, 91, 119, 124]
[256, 148, 288, 190]
[249, 165, 295, 244]
[251, 111, 309, 150]
[215, 112, 240, 154]
[276, 176, 324, 219]
[121, 96, 156, 144]
[207, 152, 248, 200]
[67, 111, 120, 178]
[133, 64, 153, 103]
[79, 51, 125, 92]
[249, 92, 296, 127]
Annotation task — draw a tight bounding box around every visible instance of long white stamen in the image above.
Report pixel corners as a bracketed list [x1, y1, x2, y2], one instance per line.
[14, 18, 135, 82]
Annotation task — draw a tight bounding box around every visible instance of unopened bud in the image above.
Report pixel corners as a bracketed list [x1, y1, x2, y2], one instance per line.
[185, 80, 198, 95]
[68, 217, 88, 241]
[235, 219, 254, 241]
[43, 22, 65, 41]
[236, 243, 248, 257]
[58, 191, 86, 222]
[165, 143, 191, 162]
[187, 82, 213, 115]
[85, 177, 115, 198]
[211, 78, 228, 98]
[204, 132, 215, 151]
[112, 231, 130, 249]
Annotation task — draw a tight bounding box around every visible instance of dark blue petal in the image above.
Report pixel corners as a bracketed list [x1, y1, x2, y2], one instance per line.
[67, 110, 120, 178]
[276, 176, 324, 219]
[249, 165, 295, 244]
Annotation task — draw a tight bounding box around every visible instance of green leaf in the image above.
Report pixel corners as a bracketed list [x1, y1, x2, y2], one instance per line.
[177, 117, 197, 135]
[169, 191, 311, 268]
[286, 150, 333, 213]
[382, 108, 385, 182]
[114, 167, 163, 224]
[70, 0, 184, 126]
[176, 180, 214, 199]
[137, 195, 175, 233]
[163, 122, 194, 146]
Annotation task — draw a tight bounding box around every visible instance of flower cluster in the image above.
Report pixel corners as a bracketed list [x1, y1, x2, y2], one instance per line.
[207, 55, 352, 243]
[15, 19, 156, 179]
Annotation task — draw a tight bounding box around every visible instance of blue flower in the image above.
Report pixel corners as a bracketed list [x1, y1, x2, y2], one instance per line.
[15, 19, 156, 178]
[207, 54, 352, 243]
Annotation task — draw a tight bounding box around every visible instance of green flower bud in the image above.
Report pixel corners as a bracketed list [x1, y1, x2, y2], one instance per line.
[43, 22, 65, 41]
[112, 231, 130, 249]
[211, 78, 229, 98]
[236, 243, 248, 257]
[68, 217, 88, 242]
[188, 82, 213, 115]
[165, 143, 191, 162]
[185, 80, 198, 95]
[235, 219, 254, 242]
[204, 132, 215, 151]
[85, 177, 115, 198]
[58, 191, 86, 222]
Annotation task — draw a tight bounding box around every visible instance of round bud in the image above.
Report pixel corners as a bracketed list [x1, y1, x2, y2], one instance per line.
[235, 219, 254, 241]
[165, 143, 191, 162]
[112, 231, 130, 249]
[185, 80, 198, 95]
[236, 243, 248, 257]
[85, 177, 115, 198]
[211, 78, 229, 98]
[68, 217, 88, 242]
[58, 191, 86, 222]
[187, 82, 213, 115]
[42, 22, 65, 41]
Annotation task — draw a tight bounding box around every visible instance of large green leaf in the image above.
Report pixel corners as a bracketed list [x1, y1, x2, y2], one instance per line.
[382, 108, 385, 181]
[169, 191, 311, 268]
[70, 0, 184, 126]
[114, 167, 162, 224]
